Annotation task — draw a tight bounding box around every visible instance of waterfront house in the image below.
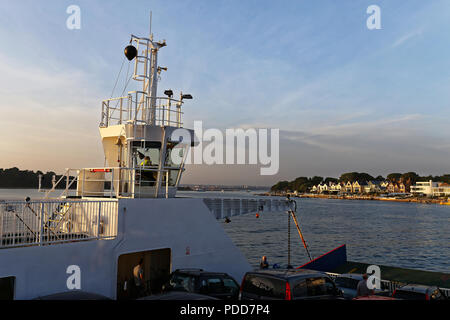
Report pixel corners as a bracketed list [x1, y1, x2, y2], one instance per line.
[380, 181, 389, 189]
[352, 181, 368, 193]
[329, 182, 342, 193]
[366, 181, 383, 193]
[318, 183, 329, 193]
[344, 181, 353, 193]
[387, 182, 398, 193]
[432, 183, 450, 197]
[410, 180, 439, 196]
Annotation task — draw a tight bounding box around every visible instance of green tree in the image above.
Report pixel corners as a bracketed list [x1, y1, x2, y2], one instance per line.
[387, 173, 402, 183]
[339, 172, 359, 182]
[310, 176, 323, 185]
[271, 180, 290, 191]
[339, 172, 373, 182]
[324, 177, 339, 184]
[400, 172, 419, 184]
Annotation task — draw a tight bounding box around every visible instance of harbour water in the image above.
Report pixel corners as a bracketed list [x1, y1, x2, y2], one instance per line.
[1, 189, 449, 273]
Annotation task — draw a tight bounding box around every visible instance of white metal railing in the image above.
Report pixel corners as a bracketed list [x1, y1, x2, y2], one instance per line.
[100, 94, 184, 128]
[0, 200, 118, 249]
[326, 272, 450, 298]
[44, 167, 178, 199]
[204, 198, 290, 219]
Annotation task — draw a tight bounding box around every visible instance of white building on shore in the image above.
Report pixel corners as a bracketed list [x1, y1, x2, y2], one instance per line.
[410, 180, 439, 196]
[432, 183, 450, 197]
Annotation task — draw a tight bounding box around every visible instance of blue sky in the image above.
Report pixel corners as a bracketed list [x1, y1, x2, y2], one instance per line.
[1, 0, 450, 185]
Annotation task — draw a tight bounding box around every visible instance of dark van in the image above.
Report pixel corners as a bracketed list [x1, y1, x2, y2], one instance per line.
[239, 269, 343, 300]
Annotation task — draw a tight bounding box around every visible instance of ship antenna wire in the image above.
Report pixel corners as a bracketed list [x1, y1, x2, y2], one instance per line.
[110, 57, 126, 99]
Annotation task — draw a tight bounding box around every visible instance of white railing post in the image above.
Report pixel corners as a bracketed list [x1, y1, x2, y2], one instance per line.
[165, 170, 169, 198]
[39, 203, 44, 245]
[81, 170, 85, 197]
[101, 101, 105, 125]
[110, 170, 114, 198]
[119, 98, 123, 124]
[177, 104, 181, 127]
[65, 170, 69, 197]
[97, 202, 102, 239]
[167, 98, 171, 126]
[106, 101, 110, 127]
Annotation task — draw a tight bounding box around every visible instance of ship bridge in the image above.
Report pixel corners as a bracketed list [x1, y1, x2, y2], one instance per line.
[44, 34, 196, 200]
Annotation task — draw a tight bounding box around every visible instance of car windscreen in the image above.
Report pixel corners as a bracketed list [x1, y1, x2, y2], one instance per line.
[305, 277, 336, 297]
[198, 276, 238, 295]
[168, 274, 195, 292]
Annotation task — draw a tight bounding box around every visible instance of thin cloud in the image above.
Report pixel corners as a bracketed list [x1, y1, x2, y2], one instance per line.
[392, 29, 423, 48]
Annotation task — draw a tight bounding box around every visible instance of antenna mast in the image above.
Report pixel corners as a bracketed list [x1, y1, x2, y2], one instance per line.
[149, 11, 153, 40]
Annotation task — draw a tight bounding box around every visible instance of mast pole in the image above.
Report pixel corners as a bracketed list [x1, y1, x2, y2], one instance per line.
[149, 11, 153, 40]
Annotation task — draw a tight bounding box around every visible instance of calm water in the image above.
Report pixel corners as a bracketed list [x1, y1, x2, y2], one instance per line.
[1, 189, 449, 273]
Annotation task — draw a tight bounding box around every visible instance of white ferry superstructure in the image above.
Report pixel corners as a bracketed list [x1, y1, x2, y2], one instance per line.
[0, 26, 288, 300]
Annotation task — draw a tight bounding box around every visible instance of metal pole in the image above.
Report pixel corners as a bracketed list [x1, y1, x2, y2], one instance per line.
[166, 171, 169, 198]
[288, 210, 291, 267]
[39, 203, 45, 245]
[290, 209, 313, 261]
[287, 197, 313, 262]
[97, 202, 102, 238]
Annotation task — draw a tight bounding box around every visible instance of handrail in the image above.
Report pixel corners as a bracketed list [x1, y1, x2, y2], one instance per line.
[44, 169, 72, 199]
[44, 167, 177, 199]
[101, 94, 184, 128]
[0, 200, 118, 249]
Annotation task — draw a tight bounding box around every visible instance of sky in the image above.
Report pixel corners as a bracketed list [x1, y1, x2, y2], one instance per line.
[0, 0, 450, 186]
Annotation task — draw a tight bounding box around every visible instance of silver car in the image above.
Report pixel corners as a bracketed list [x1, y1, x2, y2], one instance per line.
[334, 273, 388, 299]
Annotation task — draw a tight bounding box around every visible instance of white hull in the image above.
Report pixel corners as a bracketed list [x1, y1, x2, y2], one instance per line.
[0, 198, 252, 299]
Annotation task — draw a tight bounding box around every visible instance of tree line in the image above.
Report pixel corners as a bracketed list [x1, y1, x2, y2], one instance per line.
[271, 171, 450, 192]
[0, 167, 75, 189]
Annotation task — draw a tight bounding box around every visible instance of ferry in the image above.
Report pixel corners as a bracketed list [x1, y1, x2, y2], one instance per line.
[1, 21, 449, 301]
[0, 23, 289, 300]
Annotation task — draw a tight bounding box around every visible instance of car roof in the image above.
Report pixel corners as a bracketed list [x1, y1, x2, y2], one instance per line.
[396, 284, 438, 293]
[173, 269, 230, 277]
[139, 292, 219, 300]
[353, 295, 398, 300]
[34, 291, 111, 300]
[245, 268, 327, 280]
[336, 273, 364, 280]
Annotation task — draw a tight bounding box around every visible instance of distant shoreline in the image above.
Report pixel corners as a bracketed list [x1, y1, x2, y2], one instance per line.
[259, 193, 450, 205]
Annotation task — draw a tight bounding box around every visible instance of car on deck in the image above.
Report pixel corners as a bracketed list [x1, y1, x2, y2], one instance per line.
[392, 284, 447, 300]
[334, 273, 389, 299]
[34, 291, 111, 300]
[139, 291, 219, 300]
[239, 269, 344, 300]
[352, 295, 398, 300]
[162, 268, 240, 300]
